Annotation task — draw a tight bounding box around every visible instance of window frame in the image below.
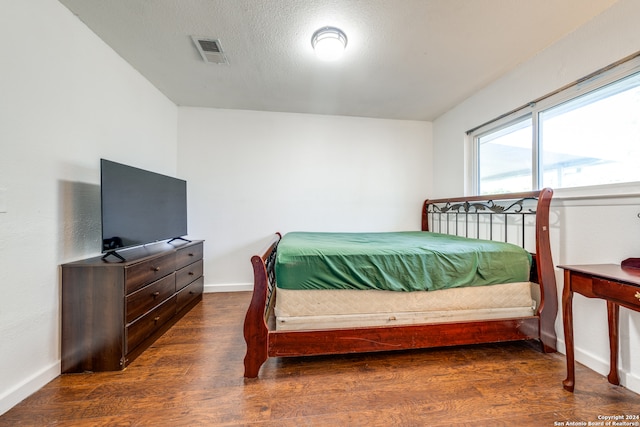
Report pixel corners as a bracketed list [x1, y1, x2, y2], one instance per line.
[469, 52, 640, 195]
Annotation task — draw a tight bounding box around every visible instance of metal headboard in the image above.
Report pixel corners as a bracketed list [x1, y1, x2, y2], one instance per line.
[424, 193, 540, 249]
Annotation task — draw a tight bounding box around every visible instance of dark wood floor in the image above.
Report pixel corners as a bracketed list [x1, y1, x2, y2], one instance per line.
[2, 292, 638, 426]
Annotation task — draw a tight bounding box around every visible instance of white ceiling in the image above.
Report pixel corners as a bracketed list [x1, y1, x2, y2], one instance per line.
[58, 0, 618, 121]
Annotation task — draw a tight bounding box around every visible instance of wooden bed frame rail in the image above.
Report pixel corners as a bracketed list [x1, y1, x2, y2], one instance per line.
[243, 189, 557, 378]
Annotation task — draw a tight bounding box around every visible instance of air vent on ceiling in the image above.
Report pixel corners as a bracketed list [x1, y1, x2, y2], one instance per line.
[191, 36, 228, 64]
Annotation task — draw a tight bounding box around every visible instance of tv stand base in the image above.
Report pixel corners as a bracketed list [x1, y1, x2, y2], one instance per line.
[168, 236, 192, 244]
[101, 250, 126, 262]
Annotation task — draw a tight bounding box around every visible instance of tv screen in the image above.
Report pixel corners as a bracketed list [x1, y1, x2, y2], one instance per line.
[101, 159, 187, 256]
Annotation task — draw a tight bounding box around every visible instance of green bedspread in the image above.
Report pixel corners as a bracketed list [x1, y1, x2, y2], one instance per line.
[275, 231, 532, 292]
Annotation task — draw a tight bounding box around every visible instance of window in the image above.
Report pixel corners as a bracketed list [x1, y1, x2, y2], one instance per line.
[477, 116, 532, 194]
[471, 55, 640, 195]
[540, 73, 640, 189]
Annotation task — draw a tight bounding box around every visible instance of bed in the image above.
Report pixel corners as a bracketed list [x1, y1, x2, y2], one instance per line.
[243, 189, 557, 378]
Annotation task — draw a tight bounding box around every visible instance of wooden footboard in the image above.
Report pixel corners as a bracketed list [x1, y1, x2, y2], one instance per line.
[243, 233, 280, 378]
[243, 189, 557, 378]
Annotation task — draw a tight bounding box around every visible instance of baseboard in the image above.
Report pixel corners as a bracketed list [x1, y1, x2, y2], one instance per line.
[0, 361, 60, 416]
[556, 337, 640, 394]
[556, 337, 610, 376]
[623, 370, 640, 394]
[204, 282, 253, 293]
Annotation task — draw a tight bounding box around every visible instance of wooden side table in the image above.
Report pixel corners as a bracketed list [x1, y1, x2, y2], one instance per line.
[559, 264, 640, 392]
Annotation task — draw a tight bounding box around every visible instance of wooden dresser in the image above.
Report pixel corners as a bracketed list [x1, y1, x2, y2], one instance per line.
[61, 240, 204, 373]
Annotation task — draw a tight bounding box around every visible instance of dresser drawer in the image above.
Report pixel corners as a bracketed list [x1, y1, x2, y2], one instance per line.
[126, 273, 176, 323]
[125, 252, 176, 294]
[175, 243, 203, 270]
[177, 276, 204, 312]
[126, 295, 177, 353]
[176, 259, 203, 291]
[593, 278, 640, 310]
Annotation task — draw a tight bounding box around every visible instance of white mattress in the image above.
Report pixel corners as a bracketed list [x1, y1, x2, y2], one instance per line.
[274, 282, 538, 331]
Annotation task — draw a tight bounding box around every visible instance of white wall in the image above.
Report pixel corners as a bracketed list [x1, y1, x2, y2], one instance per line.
[0, 0, 178, 414]
[178, 107, 432, 289]
[433, 0, 640, 393]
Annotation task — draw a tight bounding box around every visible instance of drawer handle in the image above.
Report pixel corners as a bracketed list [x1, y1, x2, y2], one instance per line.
[188, 271, 194, 276]
[151, 267, 160, 272]
[635, 291, 640, 301]
[154, 316, 161, 322]
[152, 291, 160, 298]
[188, 253, 194, 257]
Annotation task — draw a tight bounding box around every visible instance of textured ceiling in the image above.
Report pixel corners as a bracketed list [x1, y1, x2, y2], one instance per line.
[58, 0, 618, 121]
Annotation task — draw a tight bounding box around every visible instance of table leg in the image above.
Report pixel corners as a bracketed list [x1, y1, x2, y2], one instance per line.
[607, 301, 620, 385]
[562, 270, 575, 392]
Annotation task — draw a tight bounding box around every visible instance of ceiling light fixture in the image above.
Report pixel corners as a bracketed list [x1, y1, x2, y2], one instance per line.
[311, 26, 347, 61]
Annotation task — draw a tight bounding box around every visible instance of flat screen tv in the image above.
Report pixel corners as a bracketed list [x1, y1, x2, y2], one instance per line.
[101, 159, 188, 261]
